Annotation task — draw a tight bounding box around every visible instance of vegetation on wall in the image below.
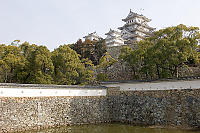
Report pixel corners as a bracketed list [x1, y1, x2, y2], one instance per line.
[97, 52, 117, 73]
[96, 52, 117, 81]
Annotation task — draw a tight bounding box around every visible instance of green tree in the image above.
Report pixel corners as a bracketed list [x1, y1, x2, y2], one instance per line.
[52, 45, 94, 85]
[70, 38, 107, 66]
[119, 45, 145, 79]
[96, 52, 117, 81]
[0, 44, 25, 83]
[98, 52, 117, 72]
[120, 24, 200, 79]
[97, 52, 117, 74]
[20, 42, 54, 84]
[93, 39, 107, 65]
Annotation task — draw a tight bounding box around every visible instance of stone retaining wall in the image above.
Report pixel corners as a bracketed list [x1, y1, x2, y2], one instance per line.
[106, 44, 136, 81]
[0, 96, 109, 132]
[108, 88, 200, 129]
[0, 83, 200, 132]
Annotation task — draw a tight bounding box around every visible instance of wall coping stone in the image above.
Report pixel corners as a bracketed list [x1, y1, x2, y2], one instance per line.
[0, 83, 107, 89]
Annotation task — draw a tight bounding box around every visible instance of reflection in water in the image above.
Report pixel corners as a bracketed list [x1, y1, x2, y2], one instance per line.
[24, 124, 200, 133]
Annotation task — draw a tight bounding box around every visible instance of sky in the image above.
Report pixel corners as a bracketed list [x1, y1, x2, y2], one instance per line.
[0, 0, 200, 50]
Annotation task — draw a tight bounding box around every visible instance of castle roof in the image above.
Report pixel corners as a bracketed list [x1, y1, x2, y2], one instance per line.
[105, 28, 121, 35]
[122, 9, 151, 22]
[83, 31, 101, 39]
[118, 22, 155, 31]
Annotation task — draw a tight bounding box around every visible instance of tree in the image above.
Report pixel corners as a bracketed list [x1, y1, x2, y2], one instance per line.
[120, 24, 200, 79]
[70, 38, 107, 66]
[149, 24, 199, 78]
[98, 52, 117, 72]
[93, 39, 107, 65]
[0, 41, 96, 85]
[51, 45, 94, 85]
[20, 42, 54, 84]
[0, 44, 25, 83]
[119, 45, 145, 79]
[97, 52, 117, 81]
[11, 40, 21, 46]
[80, 58, 95, 84]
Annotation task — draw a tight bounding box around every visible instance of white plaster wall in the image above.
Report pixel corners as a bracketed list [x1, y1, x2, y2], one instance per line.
[89, 36, 93, 41]
[0, 88, 107, 97]
[104, 80, 200, 91]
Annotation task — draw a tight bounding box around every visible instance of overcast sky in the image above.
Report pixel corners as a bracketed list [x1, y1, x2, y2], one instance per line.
[0, 0, 200, 50]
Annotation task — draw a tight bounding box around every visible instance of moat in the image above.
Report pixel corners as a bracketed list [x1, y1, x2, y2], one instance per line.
[23, 124, 200, 133]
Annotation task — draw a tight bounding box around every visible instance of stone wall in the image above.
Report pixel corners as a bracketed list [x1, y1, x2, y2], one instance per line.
[106, 44, 137, 59]
[179, 67, 200, 77]
[0, 84, 109, 132]
[106, 44, 137, 81]
[0, 96, 109, 132]
[1, 82, 200, 132]
[108, 88, 200, 129]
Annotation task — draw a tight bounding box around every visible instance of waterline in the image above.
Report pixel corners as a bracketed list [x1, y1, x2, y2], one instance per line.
[22, 124, 200, 133]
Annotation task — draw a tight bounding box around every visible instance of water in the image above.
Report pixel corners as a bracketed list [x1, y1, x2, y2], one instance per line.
[24, 124, 200, 133]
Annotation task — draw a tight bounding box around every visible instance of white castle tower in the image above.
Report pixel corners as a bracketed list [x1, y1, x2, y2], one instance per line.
[118, 9, 155, 44]
[83, 32, 101, 41]
[105, 29, 125, 47]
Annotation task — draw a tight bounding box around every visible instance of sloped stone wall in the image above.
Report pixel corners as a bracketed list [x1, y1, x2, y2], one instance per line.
[106, 44, 137, 59]
[179, 67, 200, 77]
[0, 96, 109, 133]
[106, 44, 137, 81]
[108, 88, 200, 129]
[1, 83, 200, 132]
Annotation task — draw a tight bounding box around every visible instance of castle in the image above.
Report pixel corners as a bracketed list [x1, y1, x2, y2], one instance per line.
[118, 9, 155, 44]
[83, 32, 101, 41]
[82, 10, 199, 81]
[83, 10, 155, 47]
[83, 10, 155, 80]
